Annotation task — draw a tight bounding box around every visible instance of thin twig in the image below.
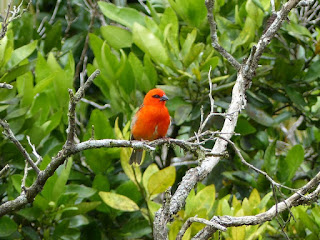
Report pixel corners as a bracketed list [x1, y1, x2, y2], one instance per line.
[0, 164, 10, 177]
[66, 69, 100, 145]
[0, 83, 13, 89]
[177, 216, 226, 240]
[205, 0, 241, 70]
[49, 0, 62, 24]
[219, 136, 298, 192]
[26, 136, 43, 165]
[193, 170, 320, 239]
[0, 0, 31, 40]
[74, 3, 96, 82]
[0, 120, 40, 174]
[81, 98, 111, 110]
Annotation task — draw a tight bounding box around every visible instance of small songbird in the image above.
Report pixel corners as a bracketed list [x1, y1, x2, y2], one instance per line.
[130, 88, 170, 164]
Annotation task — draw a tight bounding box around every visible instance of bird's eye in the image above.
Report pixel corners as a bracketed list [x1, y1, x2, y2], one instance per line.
[152, 94, 161, 98]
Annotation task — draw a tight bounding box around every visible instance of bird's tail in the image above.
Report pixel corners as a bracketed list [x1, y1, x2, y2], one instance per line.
[129, 149, 143, 165]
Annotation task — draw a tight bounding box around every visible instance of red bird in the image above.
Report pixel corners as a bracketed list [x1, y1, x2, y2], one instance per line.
[130, 88, 170, 164]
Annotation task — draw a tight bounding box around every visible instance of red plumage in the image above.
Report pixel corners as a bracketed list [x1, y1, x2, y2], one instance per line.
[130, 88, 170, 164]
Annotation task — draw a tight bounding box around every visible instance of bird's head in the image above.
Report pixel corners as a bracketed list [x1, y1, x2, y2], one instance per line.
[143, 88, 169, 106]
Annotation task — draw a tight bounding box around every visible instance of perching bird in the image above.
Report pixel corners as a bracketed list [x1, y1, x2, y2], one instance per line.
[130, 88, 170, 164]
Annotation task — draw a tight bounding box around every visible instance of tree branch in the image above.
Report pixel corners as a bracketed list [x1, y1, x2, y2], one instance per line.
[0, 82, 13, 89]
[205, 0, 241, 70]
[193, 170, 320, 239]
[153, 0, 303, 238]
[0, 120, 40, 174]
[0, 164, 10, 177]
[177, 216, 226, 240]
[0, 0, 31, 41]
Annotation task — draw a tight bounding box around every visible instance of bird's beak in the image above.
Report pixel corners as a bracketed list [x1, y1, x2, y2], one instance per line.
[160, 95, 169, 101]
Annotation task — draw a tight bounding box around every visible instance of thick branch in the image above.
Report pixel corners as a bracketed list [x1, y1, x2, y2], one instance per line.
[153, 0, 302, 238]
[193, 170, 320, 239]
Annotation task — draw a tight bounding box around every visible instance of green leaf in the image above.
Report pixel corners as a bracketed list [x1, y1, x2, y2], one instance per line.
[232, 17, 255, 52]
[0, 35, 10, 69]
[93, 174, 110, 192]
[6, 40, 37, 70]
[100, 25, 133, 49]
[11, 174, 23, 194]
[246, 0, 264, 27]
[248, 188, 261, 206]
[69, 215, 89, 228]
[118, 51, 135, 95]
[143, 163, 159, 196]
[235, 117, 256, 135]
[246, 103, 274, 127]
[64, 51, 75, 78]
[264, 140, 277, 175]
[17, 71, 34, 107]
[101, 41, 117, 80]
[117, 181, 142, 203]
[5, 107, 29, 120]
[181, 29, 197, 57]
[279, 144, 304, 182]
[147, 200, 161, 220]
[44, 21, 62, 53]
[304, 61, 320, 82]
[52, 159, 73, 202]
[0, 62, 32, 83]
[194, 185, 215, 215]
[201, 56, 219, 71]
[231, 225, 246, 240]
[148, 166, 176, 196]
[87, 109, 114, 140]
[258, 192, 272, 210]
[98, 2, 145, 29]
[285, 22, 312, 39]
[0, 216, 18, 237]
[284, 86, 307, 107]
[35, 52, 51, 83]
[143, 54, 158, 89]
[174, 104, 192, 125]
[133, 23, 170, 65]
[65, 184, 97, 199]
[168, 0, 207, 29]
[63, 202, 101, 218]
[183, 42, 204, 67]
[99, 191, 139, 212]
[129, 52, 145, 91]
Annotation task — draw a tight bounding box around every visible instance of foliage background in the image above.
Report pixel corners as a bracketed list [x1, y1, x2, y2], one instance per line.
[0, 0, 320, 239]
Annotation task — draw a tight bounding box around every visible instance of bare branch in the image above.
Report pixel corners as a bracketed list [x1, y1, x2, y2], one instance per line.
[81, 98, 111, 110]
[193, 170, 320, 239]
[74, 2, 97, 82]
[0, 0, 31, 41]
[153, 0, 303, 238]
[219, 136, 297, 192]
[66, 69, 100, 145]
[49, 0, 62, 24]
[0, 164, 10, 177]
[177, 216, 226, 240]
[26, 136, 42, 165]
[21, 161, 29, 191]
[0, 82, 13, 89]
[0, 120, 40, 174]
[205, 0, 241, 70]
